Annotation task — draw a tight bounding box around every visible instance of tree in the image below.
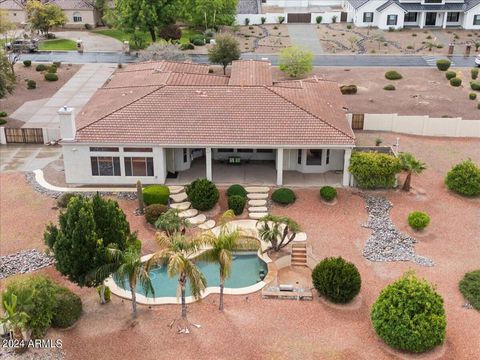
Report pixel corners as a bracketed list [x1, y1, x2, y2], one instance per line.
[26, 1, 67, 35]
[155, 208, 190, 237]
[94, 245, 154, 319]
[398, 152, 427, 191]
[0, 49, 15, 98]
[208, 33, 240, 75]
[0, 293, 30, 354]
[0, 10, 15, 35]
[279, 46, 314, 78]
[256, 215, 300, 252]
[139, 42, 188, 62]
[184, 0, 237, 30]
[94, 0, 108, 26]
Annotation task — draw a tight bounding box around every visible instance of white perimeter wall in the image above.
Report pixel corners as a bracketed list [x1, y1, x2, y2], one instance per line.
[235, 11, 343, 25]
[265, 0, 343, 6]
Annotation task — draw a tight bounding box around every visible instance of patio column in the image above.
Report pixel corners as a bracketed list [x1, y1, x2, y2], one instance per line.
[157, 147, 167, 184]
[442, 12, 448, 29]
[276, 148, 283, 186]
[342, 148, 352, 187]
[419, 12, 425, 29]
[205, 147, 212, 181]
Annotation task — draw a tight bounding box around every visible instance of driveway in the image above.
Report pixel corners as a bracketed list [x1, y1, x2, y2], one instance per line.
[287, 24, 324, 54]
[53, 31, 123, 52]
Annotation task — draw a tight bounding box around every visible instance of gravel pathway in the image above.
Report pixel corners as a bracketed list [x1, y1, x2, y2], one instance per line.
[361, 194, 434, 267]
[0, 249, 54, 279]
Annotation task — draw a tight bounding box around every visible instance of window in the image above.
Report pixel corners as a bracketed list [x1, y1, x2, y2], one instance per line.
[447, 12, 460, 22]
[183, 148, 188, 163]
[124, 157, 154, 176]
[237, 149, 253, 153]
[363, 12, 374, 23]
[404, 12, 417, 22]
[124, 147, 153, 152]
[326, 150, 330, 165]
[91, 157, 121, 176]
[424, 0, 442, 3]
[218, 148, 234, 152]
[297, 149, 302, 165]
[90, 147, 119, 152]
[475, 15, 480, 25]
[73, 12, 82, 22]
[257, 149, 273, 153]
[306, 149, 323, 166]
[387, 15, 398, 26]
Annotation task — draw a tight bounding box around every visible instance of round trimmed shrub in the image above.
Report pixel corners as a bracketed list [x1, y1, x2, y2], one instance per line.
[272, 187, 296, 205]
[47, 65, 57, 73]
[459, 270, 480, 310]
[228, 195, 246, 215]
[407, 211, 430, 230]
[0, 111, 7, 117]
[445, 71, 456, 80]
[436, 59, 451, 71]
[186, 178, 219, 211]
[383, 84, 395, 91]
[23, 60, 31, 67]
[320, 186, 337, 202]
[53, 61, 61, 68]
[384, 70, 402, 80]
[471, 68, 479, 80]
[192, 38, 205, 46]
[144, 204, 168, 224]
[143, 185, 170, 205]
[45, 73, 58, 81]
[470, 92, 477, 100]
[312, 257, 361, 303]
[449, 77, 462, 87]
[445, 160, 480, 196]
[51, 287, 82, 328]
[471, 80, 480, 91]
[36, 64, 47, 71]
[340, 84, 357, 94]
[227, 184, 247, 198]
[57, 192, 79, 208]
[371, 272, 446, 353]
[27, 79, 36, 89]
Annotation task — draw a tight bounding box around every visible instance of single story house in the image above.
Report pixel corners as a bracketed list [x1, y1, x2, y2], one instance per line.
[0, 0, 26, 24]
[59, 60, 355, 186]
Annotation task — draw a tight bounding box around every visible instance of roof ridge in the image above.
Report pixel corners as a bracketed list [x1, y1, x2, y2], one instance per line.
[265, 85, 355, 141]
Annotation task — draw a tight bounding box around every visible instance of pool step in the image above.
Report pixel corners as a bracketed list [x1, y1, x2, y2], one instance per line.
[189, 214, 207, 225]
[170, 192, 188, 203]
[170, 201, 191, 211]
[247, 193, 268, 200]
[178, 208, 198, 218]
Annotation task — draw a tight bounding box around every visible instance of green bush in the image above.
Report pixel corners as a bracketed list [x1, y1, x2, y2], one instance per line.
[227, 184, 247, 198]
[470, 92, 477, 100]
[51, 287, 82, 328]
[27, 79, 36, 89]
[192, 38, 205, 46]
[181, 43, 194, 50]
[383, 84, 395, 91]
[470, 80, 480, 91]
[53, 61, 61, 68]
[316, 16, 322, 24]
[23, 60, 31, 67]
[471, 68, 478, 80]
[340, 84, 357, 94]
[445, 71, 456, 80]
[0, 119, 6, 125]
[459, 270, 480, 310]
[385, 70, 402, 80]
[143, 185, 170, 205]
[44, 73, 58, 81]
[47, 65, 57, 73]
[189, 34, 205, 44]
[186, 178, 219, 211]
[445, 160, 480, 196]
[36, 64, 47, 71]
[450, 77, 462, 87]
[319, 186, 337, 201]
[371, 272, 446, 353]
[312, 257, 361, 303]
[349, 152, 402, 189]
[228, 195, 246, 215]
[407, 211, 430, 230]
[0, 111, 7, 117]
[57, 192, 78, 208]
[272, 188, 296, 205]
[144, 204, 168, 224]
[436, 59, 451, 71]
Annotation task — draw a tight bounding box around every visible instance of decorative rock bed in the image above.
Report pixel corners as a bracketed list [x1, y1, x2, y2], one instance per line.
[0, 249, 54, 279]
[361, 194, 434, 267]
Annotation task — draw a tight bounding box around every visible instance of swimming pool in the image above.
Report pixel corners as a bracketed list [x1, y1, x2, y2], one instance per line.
[113, 252, 268, 298]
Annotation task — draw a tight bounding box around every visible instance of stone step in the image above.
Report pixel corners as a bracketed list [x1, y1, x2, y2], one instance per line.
[189, 214, 207, 225]
[198, 219, 216, 230]
[245, 186, 270, 193]
[247, 193, 268, 200]
[248, 206, 268, 213]
[248, 212, 269, 220]
[170, 192, 188, 203]
[168, 186, 184, 195]
[292, 254, 307, 259]
[248, 199, 267, 206]
[291, 262, 307, 267]
[170, 201, 191, 211]
[179, 208, 198, 218]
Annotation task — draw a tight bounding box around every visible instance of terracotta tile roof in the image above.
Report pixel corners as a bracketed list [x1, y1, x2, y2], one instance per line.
[229, 60, 273, 86]
[120, 60, 209, 74]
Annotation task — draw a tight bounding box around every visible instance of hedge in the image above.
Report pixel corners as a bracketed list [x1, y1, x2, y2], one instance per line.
[186, 178, 219, 211]
[272, 188, 296, 205]
[407, 211, 430, 230]
[228, 195, 246, 215]
[348, 152, 402, 189]
[444, 159, 480, 196]
[320, 186, 337, 201]
[449, 77, 462, 87]
[144, 204, 168, 224]
[143, 185, 170, 205]
[459, 270, 480, 310]
[436, 59, 451, 71]
[227, 184, 247, 198]
[384, 71, 402, 80]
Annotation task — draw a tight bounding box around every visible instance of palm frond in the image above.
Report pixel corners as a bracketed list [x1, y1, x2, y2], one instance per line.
[184, 260, 207, 299]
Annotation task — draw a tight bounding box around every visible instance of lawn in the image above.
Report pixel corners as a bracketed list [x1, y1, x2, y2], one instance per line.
[179, 28, 203, 45]
[39, 39, 77, 51]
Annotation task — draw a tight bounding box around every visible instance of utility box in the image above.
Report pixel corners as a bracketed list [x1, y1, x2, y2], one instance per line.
[448, 43, 454, 55]
[76, 39, 84, 53]
[123, 41, 130, 55]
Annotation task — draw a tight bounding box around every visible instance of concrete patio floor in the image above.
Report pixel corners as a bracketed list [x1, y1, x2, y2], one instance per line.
[0, 144, 62, 172]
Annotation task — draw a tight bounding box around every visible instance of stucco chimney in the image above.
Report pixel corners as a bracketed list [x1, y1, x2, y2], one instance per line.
[58, 106, 76, 140]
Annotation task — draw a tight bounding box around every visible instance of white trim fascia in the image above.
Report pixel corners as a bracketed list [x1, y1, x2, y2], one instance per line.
[63, 142, 356, 149]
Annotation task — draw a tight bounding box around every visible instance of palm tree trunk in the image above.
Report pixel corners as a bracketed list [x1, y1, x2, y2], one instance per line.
[219, 277, 225, 311]
[99, 284, 106, 304]
[131, 285, 137, 319]
[149, 27, 156, 43]
[13, 327, 25, 354]
[181, 286, 187, 319]
[403, 172, 412, 191]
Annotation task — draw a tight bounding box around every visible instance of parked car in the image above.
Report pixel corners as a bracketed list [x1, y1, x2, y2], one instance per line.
[475, 54, 480, 67]
[4, 39, 38, 53]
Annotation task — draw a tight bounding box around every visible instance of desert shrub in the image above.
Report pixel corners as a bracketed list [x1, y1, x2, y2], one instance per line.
[272, 188, 296, 205]
[436, 59, 451, 71]
[383, 84, 395, 91]
[227, 184, 247, 198]
[181, 43, 194, 50]
[316, 16, 322, 24]
[459, 270, 480, 310]
[261, 17, 266, 24]
[143, 185, 170, 205]
[53, 61, 61, 68]
[319, 186, 337, 201]
[189, 34, 205, 44]
[47, 65, 57, 73]
[278, 16, 285, 24]
[159, 24, 182, 41]
[228, 195, 246, 215]
[45, 73, 58, 81]
[471, 68, 478, 80]
[444, 159, 480, 197]
[144, 204, 168, 224]
[407, 211, 430, 230]
[470, 92, 477, 100]
[27, 79, 36, 89]
[36, 64, 47, 71]
[385, 70, 402, 80]
[244, 17, 250, 26]
[312, 257, 361, 303]
[445, 71, 456, 80]
[371, 272, 446, 353]
[23, 60, 31, 67]
[340, 84, 357, 94]
[96, 285, 111, 302]
[450, 77, 462, 87]
[192, 38, 205, 46]
[186, 178, 219, 211]
[84, 23, 92, 30]
[346, 24, 352, 29]
[0, 119, 6, 125]
[349, 151, 402, 189]
[57, 192, 78, 208]
[0, 111, 7, 117]
[51, 287, 82, 328]
[470, 80, 480, 91]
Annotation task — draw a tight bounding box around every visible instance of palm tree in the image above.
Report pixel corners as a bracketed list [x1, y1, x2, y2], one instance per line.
[95, 245, 154, 319]
[155, 208, 190, 236]
[398, 152, 427, 192]
[198, 210, 258, 310]
[1, 293, 30, 354]
[257, 215, 300, 252]
[147, 233, 207, 321]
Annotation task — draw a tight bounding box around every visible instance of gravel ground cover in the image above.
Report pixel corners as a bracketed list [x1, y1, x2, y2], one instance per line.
[0, 249, 54, 279]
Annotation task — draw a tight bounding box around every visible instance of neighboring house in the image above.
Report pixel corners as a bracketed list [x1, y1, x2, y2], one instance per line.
[0, 0, 26, 24]
[59, 60, 355, 186]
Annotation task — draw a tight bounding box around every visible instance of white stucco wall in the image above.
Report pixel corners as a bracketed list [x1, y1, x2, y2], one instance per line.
[3, 9, 26, 24]
[235, 13, 287, 25]
[265, 0, 343, 6]
[463, 4, 480, 29]
[62, 9, 97, 28]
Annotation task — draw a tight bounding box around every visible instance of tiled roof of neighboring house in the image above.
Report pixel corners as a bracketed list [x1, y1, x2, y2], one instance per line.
[228, 60, 273, 86]
[346, 0, 370, 10]
[46, 0, 94, 10]
[119, 60, 210, 74]
[379, 0, 476, 11]
[0, 0, 24, 10]
[376, 0, 407, 12]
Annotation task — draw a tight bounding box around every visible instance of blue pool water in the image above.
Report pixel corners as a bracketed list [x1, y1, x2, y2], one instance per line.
[114, 252, 268, 298]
